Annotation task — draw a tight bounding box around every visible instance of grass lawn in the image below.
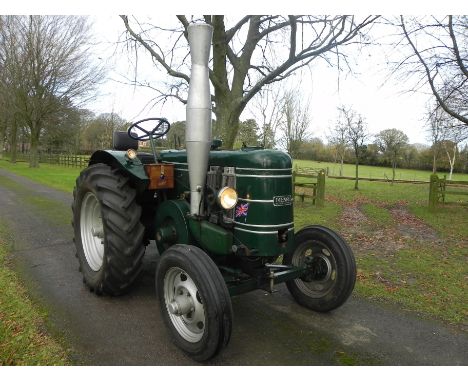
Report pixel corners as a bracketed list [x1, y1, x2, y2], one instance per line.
[294, 174, 468, 328]
[0, 158, 80, 193]
[1, 157, 467, 329]
[294, 158, 468, 182]
[0, 222, 70, 365]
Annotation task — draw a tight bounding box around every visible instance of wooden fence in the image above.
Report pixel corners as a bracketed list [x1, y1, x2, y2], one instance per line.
[328, 175, 429, 185]
[429, 174, 468, 210]
[9, 152, 90, 167]
[292, 166, 326, 207]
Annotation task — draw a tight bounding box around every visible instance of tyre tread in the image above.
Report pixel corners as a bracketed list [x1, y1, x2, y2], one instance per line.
[285, 225, 356, 312]
[156, 244, 232, 361]
[72, 163, 145, 296]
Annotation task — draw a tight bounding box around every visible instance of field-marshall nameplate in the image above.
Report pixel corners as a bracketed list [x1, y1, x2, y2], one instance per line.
[273, 195, 293, 206]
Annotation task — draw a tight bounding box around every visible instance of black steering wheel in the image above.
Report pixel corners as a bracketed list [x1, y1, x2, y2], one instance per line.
[128, 117, 171, 141]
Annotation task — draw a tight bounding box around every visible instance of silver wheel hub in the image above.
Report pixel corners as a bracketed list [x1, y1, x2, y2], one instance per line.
[293, 243, 337, 298]
[80, 192, 104, 271]
[164, 267, 205, 343]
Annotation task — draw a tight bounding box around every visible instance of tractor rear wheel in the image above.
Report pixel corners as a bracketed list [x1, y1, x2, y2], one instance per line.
[72, 163, 145, 295]
[284, 225, 356, 312]
[156, 244, 232, 361]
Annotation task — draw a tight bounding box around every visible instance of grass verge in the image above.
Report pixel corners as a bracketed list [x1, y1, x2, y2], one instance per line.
[355, 247, 467, 326]
[294, 180, 468, 328]
[0, 221, 70, 365]
[0, 159, 79, 193]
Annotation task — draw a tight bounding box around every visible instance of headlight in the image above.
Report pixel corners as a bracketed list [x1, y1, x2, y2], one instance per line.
[217, 187, 238, 210]
[126, 149, 137, 160]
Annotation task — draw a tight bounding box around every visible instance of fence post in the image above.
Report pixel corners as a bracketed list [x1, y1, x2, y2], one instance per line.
[429, 174, 439, 211]
[441, 175, 446, 203]
[315, 169, 326, 207]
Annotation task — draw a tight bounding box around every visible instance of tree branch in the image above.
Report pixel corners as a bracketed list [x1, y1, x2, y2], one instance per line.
[120, 15, 190, 84]
[448, 15, 468, 79]
[401, 16, 468, 125]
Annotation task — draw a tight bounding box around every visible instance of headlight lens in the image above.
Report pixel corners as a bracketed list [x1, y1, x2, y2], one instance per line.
[126, 149, 137, 160]
[217, 187, 238, 210]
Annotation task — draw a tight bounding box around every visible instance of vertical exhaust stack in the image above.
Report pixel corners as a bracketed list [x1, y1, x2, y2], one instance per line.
[186, 23, 213, 216]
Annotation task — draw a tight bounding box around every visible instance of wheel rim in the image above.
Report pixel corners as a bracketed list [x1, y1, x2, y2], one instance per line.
[80, 192, 105, 271]
[163, 267, 205, 343]
[292, 240, 337, 298]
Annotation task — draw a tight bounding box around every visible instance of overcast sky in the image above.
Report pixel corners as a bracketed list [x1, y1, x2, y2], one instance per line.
[4, 2, 465, 146]
[88, 15, 439, 146]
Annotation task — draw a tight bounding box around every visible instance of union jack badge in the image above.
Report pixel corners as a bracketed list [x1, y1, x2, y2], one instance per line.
[235, 203, 249, 218]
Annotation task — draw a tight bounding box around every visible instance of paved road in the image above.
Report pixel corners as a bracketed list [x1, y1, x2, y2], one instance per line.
[0, 167, 467, 365]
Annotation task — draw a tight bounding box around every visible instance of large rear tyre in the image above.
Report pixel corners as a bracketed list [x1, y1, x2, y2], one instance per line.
[156, 245, 232, 361]
[284, 225, 356, 312]
[72, 163, 146, 295]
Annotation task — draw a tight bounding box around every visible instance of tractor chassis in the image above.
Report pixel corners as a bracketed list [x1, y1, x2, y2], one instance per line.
[222, 264, 305, 296]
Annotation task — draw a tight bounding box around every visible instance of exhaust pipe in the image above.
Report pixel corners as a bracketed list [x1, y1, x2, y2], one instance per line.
[186, 23, 213, 216]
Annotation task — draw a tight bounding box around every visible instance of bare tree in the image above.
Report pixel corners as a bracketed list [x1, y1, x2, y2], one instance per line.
[401, 144, 418, 169]
[249, 84, 283, 148]
[399, 16, 468, 126]
[459, 143, 468, 173]
[0, 16, 103, 167]
[120, 15, 379, 148]
[426, 100, 468, 178]
[328, 116, 349, 176]
[0, 16, 23, 162]
[426, 104, 447, 173]
[441, 123, 468, 180]
[375, 128, 409, 183]
[278, 90, 311, 158]
[340, 105, 368, 190]
[81, 112, 128, 152]
[0, 87, 9, 159]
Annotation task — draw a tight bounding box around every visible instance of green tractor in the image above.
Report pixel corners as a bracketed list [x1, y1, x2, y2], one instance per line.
[72, 23, 356, 361]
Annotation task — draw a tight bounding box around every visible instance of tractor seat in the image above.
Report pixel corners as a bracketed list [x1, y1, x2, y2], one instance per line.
[113, 131, 138, 151]
[112, 131, 159, 164]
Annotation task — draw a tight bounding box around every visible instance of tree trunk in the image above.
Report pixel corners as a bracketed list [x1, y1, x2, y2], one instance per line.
[392, 160, 396, 184]
[29, 120, 41, 168]
[432, 152, 437, 173]
[340, 156, 344, 177]
[210, 15, 252, 149]
[10, 119, 18, 163]
[446, 145, 457, 181]
[0, 128, 5, 160]
[215, 102, 242, 149]
[0, 118, 6, 160]
[354, 157, 359, 190]
[448, 152, 455, 181]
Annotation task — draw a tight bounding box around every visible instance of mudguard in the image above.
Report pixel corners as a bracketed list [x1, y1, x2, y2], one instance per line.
[89, 150, 149, 189]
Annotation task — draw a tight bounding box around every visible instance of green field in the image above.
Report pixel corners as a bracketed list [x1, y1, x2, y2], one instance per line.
[0, 159, 80, 192]
[0, 158, 467, 329]
[294, 159, 468, 182]
[294, 160, 468, 327]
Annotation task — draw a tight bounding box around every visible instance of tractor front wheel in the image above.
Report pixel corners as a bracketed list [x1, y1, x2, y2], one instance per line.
[72, 163, 146, 295]
[284, 225, 356, 312]
[156, 245, 232, 361]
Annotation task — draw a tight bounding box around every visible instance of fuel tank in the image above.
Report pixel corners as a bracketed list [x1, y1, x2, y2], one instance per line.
[160, 148, 294, 257]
